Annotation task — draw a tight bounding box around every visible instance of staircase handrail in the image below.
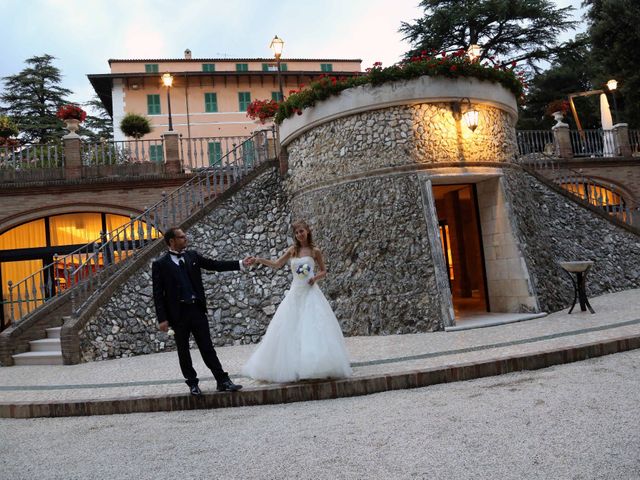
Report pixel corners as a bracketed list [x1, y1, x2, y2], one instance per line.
[6, 128, 275, 324]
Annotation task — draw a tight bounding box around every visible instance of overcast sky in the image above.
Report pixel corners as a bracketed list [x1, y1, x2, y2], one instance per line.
[1, 0, 586, 106]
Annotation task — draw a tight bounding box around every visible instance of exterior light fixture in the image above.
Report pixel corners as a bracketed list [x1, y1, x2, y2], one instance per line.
[467, 44, 482, 61]
[606, 79, 618, 91]
[451, 98, 479, 132]
[162, 73, 174, 131]
[606, 78, 619, 124]
[269, 35, 285, 101]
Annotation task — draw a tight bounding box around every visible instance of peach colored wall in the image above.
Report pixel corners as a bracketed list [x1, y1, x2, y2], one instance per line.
[113, 59, 362, 140]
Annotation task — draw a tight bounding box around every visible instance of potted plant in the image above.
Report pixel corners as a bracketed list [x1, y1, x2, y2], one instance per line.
[56, 104, 87, 134]
[545, 99, 570, 123]
[246, 99, 280, 124]
[119, 113, 152, 139]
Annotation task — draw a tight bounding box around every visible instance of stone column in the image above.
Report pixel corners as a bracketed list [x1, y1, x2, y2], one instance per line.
[552, 124, 573, 159]
[613, 123, 631, 157]
[63, 134, 82, 180]
[163, 131, 181, 174]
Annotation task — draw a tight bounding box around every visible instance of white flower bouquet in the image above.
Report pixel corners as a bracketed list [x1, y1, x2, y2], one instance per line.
[295, 263, 311, 279]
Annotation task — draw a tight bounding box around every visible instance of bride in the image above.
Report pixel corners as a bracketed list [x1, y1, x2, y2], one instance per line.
[243, 220, 352, 383]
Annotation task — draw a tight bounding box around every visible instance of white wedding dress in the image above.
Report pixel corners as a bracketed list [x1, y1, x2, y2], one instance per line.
[243, 256, 352, 383]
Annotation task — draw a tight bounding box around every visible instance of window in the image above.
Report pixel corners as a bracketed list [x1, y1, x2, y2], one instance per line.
[271, 91, 283, 102]
[147, 94, 161, 115]
[320, 63, 333, 72]
[145, 64, 159, 73]
[202, 63, 215, 72]
[262, 63, 275, 72]
[238, 92, 251, 112]
[242, 140, 255, 167]
[204, 93, 218, 113]
[208, 142, 222, 166]
[235, 63, 249, 72]
[280, 63, 288, 72]
[149, 145, 164, 163]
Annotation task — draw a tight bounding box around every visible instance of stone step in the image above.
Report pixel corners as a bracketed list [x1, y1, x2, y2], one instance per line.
[46, 327, 62, 339]
[29, 338, 62, 353]
[12, 351, 64, 366]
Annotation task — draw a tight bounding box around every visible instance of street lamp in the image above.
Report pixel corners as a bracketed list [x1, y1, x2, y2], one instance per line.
[270, 35, 285, 101]
[606, 78, 619, 124]
[162, 72, 174, 131]
[467, 44, 482, 61]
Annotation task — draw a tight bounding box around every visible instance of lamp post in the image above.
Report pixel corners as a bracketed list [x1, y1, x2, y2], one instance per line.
[606, 78, 619, 125]
[162, 72, 174, 131]
[270, 35, 285, 101]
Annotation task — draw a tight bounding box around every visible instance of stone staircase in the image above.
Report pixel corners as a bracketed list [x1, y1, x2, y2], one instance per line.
[12, 327, 63, 366]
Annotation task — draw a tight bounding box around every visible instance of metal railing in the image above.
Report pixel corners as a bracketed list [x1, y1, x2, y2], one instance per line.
[180, 135, 255, 172]
[81, 139, 165, 166]
[629, 129, 640, 155]
[569, 129, 618, 157]
[0, 143, 63, 170]
[516, 130, 555, 156]
[5, 128, 275, 325]
[515, 152, 637, 228]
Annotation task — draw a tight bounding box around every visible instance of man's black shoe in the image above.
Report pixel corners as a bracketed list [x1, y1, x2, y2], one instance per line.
[189, 384, 202, 396]
[217, 379, 242, 392]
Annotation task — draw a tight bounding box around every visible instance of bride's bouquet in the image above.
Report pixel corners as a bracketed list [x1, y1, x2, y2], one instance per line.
[295, 263, 311, 279]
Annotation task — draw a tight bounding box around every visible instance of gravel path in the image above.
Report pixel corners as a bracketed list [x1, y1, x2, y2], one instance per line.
[2, 350, 639, 480]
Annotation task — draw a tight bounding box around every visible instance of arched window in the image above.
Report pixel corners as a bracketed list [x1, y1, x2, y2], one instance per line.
[560, 180, 630, 223]
[1, 212, 160, 329]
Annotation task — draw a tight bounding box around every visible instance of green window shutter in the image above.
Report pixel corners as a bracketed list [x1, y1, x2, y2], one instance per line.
[147, 94, 161, 115]
[235, 63, 248, 72]
[145, 64, 159, 73]
[242, 141, 255, 167]
[149, 145, 164, 163]
[202, 63, 215, 72]
[238, 92, 251, 112]
[271, 91, 283, 102]
[262, 63, 270, 72]
[280, 63, 288, 72]
[204, 93, 218, 113]
[320, 63, 333, 72]
[208, 142, 222, 166]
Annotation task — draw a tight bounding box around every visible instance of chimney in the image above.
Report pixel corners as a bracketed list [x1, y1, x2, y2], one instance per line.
[184, 49, 192, 60]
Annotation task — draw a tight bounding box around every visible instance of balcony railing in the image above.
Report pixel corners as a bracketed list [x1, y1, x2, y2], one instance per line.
[81, 139, 165, 165]
[5, 128, 275, 325]
[0, 143, 64, 182]
[180, 135, 254, 173]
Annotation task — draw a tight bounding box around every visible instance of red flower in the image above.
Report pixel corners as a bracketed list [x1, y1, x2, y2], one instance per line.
[450, 65, 457, 72]
[246, 99, 280, 123]
[56, 104, 87, 122]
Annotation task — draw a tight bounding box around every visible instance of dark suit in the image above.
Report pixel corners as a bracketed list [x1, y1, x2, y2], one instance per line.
[152, 250, 241, 387]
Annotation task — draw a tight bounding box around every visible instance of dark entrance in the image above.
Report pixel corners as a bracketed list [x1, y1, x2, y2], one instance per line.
[433, 184, 488, 317]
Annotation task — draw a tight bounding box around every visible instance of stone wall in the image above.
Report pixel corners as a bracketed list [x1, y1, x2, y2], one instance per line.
[503, 168, 640, 312]
[79, 167, 292, 361]
[291, 173, 444, 335]
[285, 103, 516, 193]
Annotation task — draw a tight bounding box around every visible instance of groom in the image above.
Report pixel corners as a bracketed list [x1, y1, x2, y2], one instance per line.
[152, 227, 255, 395]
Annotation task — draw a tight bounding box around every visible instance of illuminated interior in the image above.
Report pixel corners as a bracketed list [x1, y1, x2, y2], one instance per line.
[560, 181, 628, 222]
[0, 212, 160, 329]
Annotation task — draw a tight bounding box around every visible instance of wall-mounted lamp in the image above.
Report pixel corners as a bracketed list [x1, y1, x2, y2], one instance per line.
[451, 98, 479, 132]
[606, 79, 618, 91]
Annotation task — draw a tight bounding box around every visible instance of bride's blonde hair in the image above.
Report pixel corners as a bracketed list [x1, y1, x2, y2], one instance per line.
[292, 220, 314, 256]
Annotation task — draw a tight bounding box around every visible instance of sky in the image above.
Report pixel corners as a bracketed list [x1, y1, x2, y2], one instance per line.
[0, 0, 586, 107]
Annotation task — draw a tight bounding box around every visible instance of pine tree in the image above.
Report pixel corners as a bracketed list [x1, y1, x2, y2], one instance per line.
[400, 0, 577, 72]
[82, 95, 114, 142]
[0, 54, 73, 143]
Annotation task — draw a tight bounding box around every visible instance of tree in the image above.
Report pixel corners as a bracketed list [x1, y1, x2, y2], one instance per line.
[120, 113, 151, 139]
[585, 0, 640, 127]
[518, 34, 602, 129]
[400, 0, 578, 72]
[81, 95, 114, 142]
[0, 54, 72, 143]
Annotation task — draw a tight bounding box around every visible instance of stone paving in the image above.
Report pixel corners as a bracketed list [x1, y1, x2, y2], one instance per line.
[0, 288, 639, 417]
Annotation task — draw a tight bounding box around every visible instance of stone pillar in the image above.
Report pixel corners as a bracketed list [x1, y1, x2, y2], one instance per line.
[552, 124, 572, 159]
[613, 123, 631, 157]
[63, 134, 82, 180]
[163, 131, 181, 174]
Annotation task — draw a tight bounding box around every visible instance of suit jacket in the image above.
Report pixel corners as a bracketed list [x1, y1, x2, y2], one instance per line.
[152, 250, 241, 325]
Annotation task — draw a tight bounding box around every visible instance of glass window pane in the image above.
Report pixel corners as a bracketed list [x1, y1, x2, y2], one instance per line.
[1, 259, 44, 326]
[0, 219, 46, 250]
[49, 213, 104, 247]
[145, 64, 159, 73]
